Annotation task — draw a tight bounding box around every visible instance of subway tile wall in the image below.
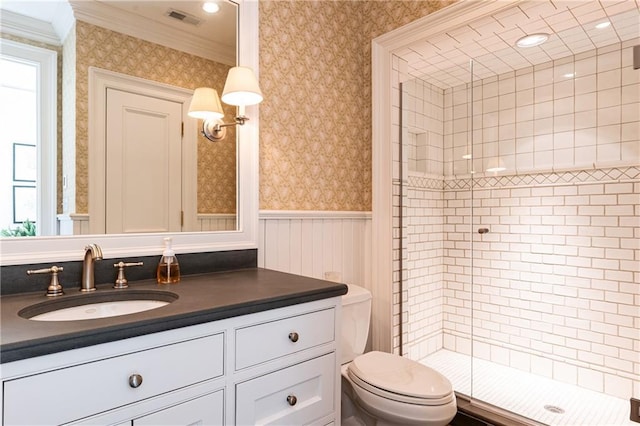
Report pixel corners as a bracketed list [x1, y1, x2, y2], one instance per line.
[404, 168, 640, 400]
[399, 40, 640, 401]
[442, 175, 640, 400]
[405, 177, 446, 360]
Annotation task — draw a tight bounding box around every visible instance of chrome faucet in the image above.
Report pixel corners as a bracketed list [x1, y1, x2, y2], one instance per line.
[81, 244, 103, 292]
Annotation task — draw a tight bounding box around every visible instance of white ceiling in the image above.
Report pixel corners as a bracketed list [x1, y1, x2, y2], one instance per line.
[398, 0, 640, 89]
[0, 0, 237, 65]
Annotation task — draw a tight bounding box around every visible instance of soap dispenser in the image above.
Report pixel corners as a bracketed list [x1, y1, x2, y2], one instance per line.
[156, 237, 181, 284]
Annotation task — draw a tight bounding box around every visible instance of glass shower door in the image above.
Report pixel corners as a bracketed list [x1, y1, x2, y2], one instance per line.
[398, 60, 474, 397]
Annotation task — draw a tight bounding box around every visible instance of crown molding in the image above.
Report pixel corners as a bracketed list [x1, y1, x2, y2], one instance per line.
[1, 9, 62, 46]
[69, 0, 235, 65]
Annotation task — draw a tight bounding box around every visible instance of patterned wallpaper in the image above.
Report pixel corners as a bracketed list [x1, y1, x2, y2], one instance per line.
[258, 0, 456, 211]
[73, 21, 236, 214]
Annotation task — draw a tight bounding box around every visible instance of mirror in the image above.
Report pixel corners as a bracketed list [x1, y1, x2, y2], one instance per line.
[1, 0, 239, 237]
[0, 0, 259, 265]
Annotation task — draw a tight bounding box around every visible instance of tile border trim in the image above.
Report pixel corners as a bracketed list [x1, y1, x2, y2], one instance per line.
[408, 165, 640, 190]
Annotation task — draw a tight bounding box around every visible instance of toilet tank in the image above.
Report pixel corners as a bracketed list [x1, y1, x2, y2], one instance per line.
[341, 284, 372, 364]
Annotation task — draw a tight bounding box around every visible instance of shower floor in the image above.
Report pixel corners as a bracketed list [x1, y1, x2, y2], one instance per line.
[421, 349, 635, 426]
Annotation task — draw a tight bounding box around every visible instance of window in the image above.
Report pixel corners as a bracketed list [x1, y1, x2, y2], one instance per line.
[0, 39, 57, 236]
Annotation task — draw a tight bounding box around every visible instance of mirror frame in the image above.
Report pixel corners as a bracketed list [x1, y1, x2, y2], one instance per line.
[0, 0, 258, 266]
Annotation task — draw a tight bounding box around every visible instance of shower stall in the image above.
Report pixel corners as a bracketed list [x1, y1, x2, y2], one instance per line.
[395, 1, 639, 424]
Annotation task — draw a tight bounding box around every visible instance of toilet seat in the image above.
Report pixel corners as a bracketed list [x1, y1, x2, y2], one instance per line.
[348, 351, 454, 406]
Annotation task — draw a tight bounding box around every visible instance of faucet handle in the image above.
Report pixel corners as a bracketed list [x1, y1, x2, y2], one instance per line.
[27, 266, 64, 297]
[113, 261, 144, 289]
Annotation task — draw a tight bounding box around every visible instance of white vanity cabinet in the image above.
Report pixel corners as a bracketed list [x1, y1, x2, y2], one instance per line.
[0, 296, 341, 426]
[233, 307, 337, 425]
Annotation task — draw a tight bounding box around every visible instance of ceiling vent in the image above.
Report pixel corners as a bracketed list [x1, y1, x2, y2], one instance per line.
[166, 9, 201, 26]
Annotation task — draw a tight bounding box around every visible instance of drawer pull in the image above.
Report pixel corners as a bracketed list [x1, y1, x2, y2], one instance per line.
[286, 394, 298, 406]
[288, 332, 299, 343]
[128, 373, 143, 388]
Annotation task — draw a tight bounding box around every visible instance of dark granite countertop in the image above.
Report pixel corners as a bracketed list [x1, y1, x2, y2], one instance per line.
[0, 268, 348, 364]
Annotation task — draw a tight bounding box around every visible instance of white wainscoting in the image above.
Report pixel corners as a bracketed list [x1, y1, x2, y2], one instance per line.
[57, 214, 236, 235]
[258, 210, 372, 288]
[57, 214, 90, 236]
[196, 214, 236, 232]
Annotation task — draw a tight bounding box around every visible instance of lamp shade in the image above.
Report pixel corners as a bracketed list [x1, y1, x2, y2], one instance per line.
[221, 66, 263, 106]
[188, 87, 224, 120]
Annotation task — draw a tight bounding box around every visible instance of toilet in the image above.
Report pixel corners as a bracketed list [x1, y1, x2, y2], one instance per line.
[341, 284, 457, 426]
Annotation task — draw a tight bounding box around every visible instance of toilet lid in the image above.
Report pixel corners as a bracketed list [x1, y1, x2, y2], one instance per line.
[348, 351, 453, 399]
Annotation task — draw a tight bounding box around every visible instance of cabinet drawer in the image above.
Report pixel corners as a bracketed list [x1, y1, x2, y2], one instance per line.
[134, 389, 224, 425]
[4, 333, 224, 425]
[235, 352, 335, 426]
[235, 308, 335, 370]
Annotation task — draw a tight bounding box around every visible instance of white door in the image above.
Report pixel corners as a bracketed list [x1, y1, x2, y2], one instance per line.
[106, 89, 182, 233]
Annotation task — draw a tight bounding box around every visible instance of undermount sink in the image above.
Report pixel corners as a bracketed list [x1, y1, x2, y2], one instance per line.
[19, 290, 178, 322]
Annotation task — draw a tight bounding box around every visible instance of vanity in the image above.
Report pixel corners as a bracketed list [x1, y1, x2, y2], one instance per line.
[0, 2, 345, 424]
[0, 268, 347, 425]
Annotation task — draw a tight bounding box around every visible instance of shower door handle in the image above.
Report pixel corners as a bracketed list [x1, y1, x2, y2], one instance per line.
[478, 228, 489, 234]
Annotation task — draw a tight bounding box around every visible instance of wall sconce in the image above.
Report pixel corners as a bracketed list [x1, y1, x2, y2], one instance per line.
[188, 66, 263, 141]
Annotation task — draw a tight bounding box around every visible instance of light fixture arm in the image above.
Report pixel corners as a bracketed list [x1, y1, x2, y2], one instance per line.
[201, 115, 250, 142]
[232, 114, 249, 126]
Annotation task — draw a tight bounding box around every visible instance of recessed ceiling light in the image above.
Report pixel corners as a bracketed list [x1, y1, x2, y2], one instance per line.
[202, 2, 220, 13]
[515, 33, 549, 48]
[595, 21, 611, 29]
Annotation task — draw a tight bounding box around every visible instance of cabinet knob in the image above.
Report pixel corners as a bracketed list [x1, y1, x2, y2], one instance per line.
[286, 394, 297, 406]
[128, 374, 143, 388]
[288, 332, 299, 343]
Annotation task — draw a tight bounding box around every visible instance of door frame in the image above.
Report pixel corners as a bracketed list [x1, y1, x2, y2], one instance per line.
[88, 67, 197, 235]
